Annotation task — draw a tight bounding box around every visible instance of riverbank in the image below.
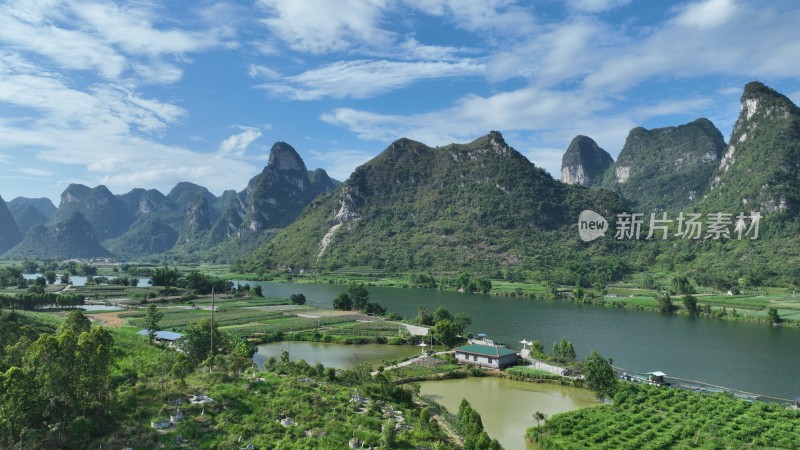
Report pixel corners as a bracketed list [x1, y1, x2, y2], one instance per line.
[230, 271, 800, 328]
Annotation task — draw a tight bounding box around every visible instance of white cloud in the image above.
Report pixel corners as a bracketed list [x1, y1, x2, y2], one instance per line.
[584, 1, 800, 91]
[14, 167, 54, 177]
[320, 86, 610, 145]
[565, 0, 631, 13]
[248, 64, 281, 79]
[672, 0, 738, 29]
[260, 59, 484, 100]
[71, 2, 220, 56]
[218, 128, 263, 158]
[0, 0, 224, 83]
[256, 0, 392, 53]
[403, 0, 536, 35]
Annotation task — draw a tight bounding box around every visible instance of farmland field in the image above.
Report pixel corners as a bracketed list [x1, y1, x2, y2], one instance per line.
[529, 384, 800, 449]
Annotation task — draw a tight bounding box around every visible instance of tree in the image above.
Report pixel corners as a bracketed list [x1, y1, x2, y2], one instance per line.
[552, 339, 575, 360]
[767, 307, 782, 325]
[143, 304, 164, 343]
[584, 350, 617, 400]
[290, 293, 306, 305]
[177, 319, 227, 364]
[44, 271, 57, 285]
[365, 301, 386, 316]
[59, 310, 92, 336]
[532, 411, 547, 427]
[672, 274, 695, 295]
[348, 283, 369, 310]
[682, 295, 699, 315]
[656, 293, 675, 313]
[432, 318, 460, 347]
[253, 284, 264, 297]
[432, 306, 452, 323]
[149, 267, 181, 287]
[453, 312, 472, 336]
[415, 306, 432, 325]
[332, 292, 352, 310]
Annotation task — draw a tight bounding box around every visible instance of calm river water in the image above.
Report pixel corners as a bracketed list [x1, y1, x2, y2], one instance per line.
[244, 281, 800, 400]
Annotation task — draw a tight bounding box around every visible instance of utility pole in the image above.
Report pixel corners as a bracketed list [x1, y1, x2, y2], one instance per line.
[209, 287, 215, 372]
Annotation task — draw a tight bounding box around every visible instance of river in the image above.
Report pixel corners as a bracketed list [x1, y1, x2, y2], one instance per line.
[243, 281, 800, 400]
[23, 273, 151, 287]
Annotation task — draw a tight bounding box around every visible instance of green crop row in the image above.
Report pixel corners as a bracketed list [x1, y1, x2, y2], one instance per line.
[530, 384, 800, 449]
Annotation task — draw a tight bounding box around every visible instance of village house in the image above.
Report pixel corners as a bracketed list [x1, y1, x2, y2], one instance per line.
[453, 344, 518, 369]
[138, 330, 184, 346]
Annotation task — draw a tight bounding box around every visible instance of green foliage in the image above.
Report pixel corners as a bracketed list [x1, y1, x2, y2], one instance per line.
[457, 399, 502, 450]
[672, 274, 695, 295]
[530, 383, 800, 449]
[432, 318, 461, 348]
[348, 283, 370, 310]
[505, 367, 562, 381]
[682, 294, 699, 315]
[0, 311, 114, 449]
[247, 132, 628, 276]
[552, 339, 576, 360]
[583, 350, 617, 400]
[767, 307, 782, 325]
[290, 293, 306, 305]
[143, 304, 164, 342]
[416, 305, 433, 326]
[177, 271, 232, 294]
[332, 292, 353, 310]
[149, 267, 182, 287]
[176, 318, 228, 364]
[656, 292, 676, 313]
[0, 292, 85, 310]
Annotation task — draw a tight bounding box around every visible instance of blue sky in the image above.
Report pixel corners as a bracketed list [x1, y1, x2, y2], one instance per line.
[1, 0, 799, 203]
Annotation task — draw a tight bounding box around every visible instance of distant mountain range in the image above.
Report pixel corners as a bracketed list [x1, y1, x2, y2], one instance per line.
[1, 142, 338, 261]
[1, 81, 798, 288]
[245, 82, 799, 286]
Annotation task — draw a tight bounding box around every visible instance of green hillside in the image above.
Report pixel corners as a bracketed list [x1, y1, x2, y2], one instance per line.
[248, 132, 628, 278]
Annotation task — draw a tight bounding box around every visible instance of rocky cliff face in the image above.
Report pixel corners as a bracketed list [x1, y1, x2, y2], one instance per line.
[703, 82, 800, 215]
[605, 118, 726, 211]
[0, 195, 22, 253]
[178, 196, 212, 244]
[560, 135, 614, 187]
[53, 184, 133, 239]
[239, 142, 335, 237]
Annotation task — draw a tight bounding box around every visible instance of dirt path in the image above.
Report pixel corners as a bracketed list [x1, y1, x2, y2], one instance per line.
[87, 311, 127, 328]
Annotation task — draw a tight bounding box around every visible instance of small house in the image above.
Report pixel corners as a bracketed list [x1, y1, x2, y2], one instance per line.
[138, 329, 184, 344]
[454, 344, 518, 369]
[646, 371, 669, 386]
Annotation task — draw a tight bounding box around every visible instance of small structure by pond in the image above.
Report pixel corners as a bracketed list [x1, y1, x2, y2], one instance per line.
[454, 344, 517, 369]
